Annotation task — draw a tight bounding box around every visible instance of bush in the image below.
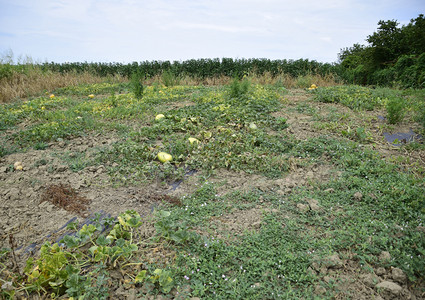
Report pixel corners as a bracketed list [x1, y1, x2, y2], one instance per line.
[386, 96, 406, 124]
[131, 72, 144, 99]
[0, 63, 14, 80]
[229, 77, 251, 98]
[295, 74, 315, 88]
[161, 70, 179, 87]
[371, 68, 396, 86]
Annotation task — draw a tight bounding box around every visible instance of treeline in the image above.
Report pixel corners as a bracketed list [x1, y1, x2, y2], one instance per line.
[338, 14, 425, 88]
[38, 58, 337, 79]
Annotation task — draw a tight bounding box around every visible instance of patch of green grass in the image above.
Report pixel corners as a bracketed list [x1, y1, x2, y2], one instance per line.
[0, 143, 12, 158]
[295, 102, 317, 115]
[290, 137, 424, 278]
[54, 150, 95, 172]
[13, 112, 98, 148]
[314, 85, 387, 110]
[154, 184, 316, 298]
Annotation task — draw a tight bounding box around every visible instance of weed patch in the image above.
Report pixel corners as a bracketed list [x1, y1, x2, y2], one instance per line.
[313, 85, 387, 110]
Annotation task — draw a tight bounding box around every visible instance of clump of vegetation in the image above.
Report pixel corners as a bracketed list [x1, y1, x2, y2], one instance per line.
[0, 210, 183, 299]
[386, 96, 406, 124]
[161, 70, 180, 87]
[313, 85, 386, 110]
[228, 77, 251, 98]
[130, 72, 144, 98]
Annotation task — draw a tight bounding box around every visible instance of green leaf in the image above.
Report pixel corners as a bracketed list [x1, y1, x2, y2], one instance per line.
[116, 238, 126, 248]
[96, 235, 112, 246]
[62, 235, 80, 248]
[135, 270, 147, 283]
[157, 210, 171, 218]
[88, 245, 98, 256]
[127, 217, 143, 228]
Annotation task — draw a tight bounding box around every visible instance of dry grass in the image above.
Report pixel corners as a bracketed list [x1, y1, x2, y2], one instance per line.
[146, 72, 341, 87]
[1, 68, 341, 104]
[0, 69, 125, 103]
[247, 72, 342, 88]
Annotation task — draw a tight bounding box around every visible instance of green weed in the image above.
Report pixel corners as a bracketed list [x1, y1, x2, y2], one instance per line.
[130, 72, 144, 99]
[2, 211, 150, 299]
[314, 85, 386, 110]
[386, 96, 406, 124]
[162, 70, 180, 87]
[228, 77, 251, 98]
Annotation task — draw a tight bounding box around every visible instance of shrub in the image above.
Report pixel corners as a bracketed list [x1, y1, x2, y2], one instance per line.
[386, 96, 406, 124]
[162, 70, 179, 87]
[229, 77, 250, 98]
[130, 72, 144, 99]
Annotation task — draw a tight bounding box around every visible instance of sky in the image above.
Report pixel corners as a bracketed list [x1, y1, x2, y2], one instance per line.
[0, 0, 424, 64]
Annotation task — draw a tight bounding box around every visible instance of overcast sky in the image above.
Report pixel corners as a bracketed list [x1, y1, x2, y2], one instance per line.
[0, 0, 424, 64]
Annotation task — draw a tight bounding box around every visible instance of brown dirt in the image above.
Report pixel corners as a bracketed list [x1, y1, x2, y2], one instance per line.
[0, 133, 181, 260]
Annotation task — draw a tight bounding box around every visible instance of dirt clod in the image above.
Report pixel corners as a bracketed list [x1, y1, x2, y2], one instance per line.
[376, 267, 387, 276]
[376, 281, 402, 297]
[353, 191, 363, 201]
[379, 251, 391, 263]
[361, 273, 381, 288]
[391, 267, 407, 284]
[149, 194, 183, 207]
[306, 198, 320, 211]
[323, 254, 343, 269]
[315, 285, 327, 295]
[297, 203, 309, 212]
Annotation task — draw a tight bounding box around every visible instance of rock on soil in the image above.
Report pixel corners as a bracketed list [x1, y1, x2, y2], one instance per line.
[391, 267, 407, 284]
[361, 273, 381, 288]
[379, 251, 391, 263]
[376, 281, 402, 297]
[306, 198, 320, 211]
[323, 254, 344, 269]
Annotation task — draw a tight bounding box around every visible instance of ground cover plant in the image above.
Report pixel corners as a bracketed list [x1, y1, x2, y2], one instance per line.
[0, 77, 424, 299]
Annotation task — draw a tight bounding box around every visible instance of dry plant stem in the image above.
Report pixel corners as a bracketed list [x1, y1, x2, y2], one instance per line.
[40, 183, 91, 215]
[8, 234, 20, 275]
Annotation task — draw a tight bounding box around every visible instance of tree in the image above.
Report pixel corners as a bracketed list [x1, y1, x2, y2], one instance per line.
[366, 20, 405, 66]
[402, 14, 425, 55]
[337, 14, 425, 86]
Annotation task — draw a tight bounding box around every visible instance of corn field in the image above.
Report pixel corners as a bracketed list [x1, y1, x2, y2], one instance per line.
[38, 58, 338, 79]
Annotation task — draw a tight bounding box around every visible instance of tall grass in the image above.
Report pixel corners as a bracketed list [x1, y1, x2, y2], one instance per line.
[146, 72, 341, 88]
[0, 51, 341, 103]
[0, 69, 340, 103]
[0, 67, 125, 103]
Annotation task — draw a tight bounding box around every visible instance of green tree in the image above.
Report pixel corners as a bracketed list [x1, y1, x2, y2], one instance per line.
[338, 14, 425, 86]
[366, 20, 404, 67]
[402, 14, 425, 55]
